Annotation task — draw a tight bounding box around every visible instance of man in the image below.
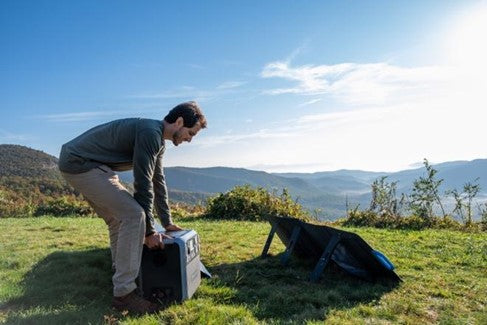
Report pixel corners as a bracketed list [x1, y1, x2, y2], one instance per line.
[58, 101, 206, 314]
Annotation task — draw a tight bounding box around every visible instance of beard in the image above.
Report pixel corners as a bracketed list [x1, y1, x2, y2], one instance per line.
[172, 128, 183, 146]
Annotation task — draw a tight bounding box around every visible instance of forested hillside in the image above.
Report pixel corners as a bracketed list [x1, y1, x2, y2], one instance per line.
[0, 144, 61, 179]
[0, 145, 76, 216]
[0, 145, 74, 195]
[0, 145, 210, 216]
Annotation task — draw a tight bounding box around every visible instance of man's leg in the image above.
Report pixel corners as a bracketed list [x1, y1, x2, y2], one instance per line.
[85, 197, 120, 270]
[61, 166, 145, 297]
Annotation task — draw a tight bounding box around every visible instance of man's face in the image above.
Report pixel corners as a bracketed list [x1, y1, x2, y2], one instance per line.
[172, 122, 202, 146]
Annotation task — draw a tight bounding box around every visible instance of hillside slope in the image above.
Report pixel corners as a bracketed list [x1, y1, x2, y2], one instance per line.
[0, 145, 73, 203]
[0, 144, 61, 179]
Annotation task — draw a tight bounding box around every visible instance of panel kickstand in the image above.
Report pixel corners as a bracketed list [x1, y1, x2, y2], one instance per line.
[280, 225, 302, 265]
[261, 223, 278, 258]
[309, 234, 341, 282]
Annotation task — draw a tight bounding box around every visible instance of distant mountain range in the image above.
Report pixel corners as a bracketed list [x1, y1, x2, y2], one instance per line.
[119, 159, 487, 220]
[2, 144, 486, 220]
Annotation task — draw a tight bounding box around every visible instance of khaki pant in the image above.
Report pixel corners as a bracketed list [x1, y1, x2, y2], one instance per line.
[61, 165, 145, 297]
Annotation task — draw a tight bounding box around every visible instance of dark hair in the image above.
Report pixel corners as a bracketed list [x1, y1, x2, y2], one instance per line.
[164, 101, 207, 128]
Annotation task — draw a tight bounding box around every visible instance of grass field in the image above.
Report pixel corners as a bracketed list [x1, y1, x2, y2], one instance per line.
[0, 216, 485, 324]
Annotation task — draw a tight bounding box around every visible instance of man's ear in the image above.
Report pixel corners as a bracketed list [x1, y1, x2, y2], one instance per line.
[176, 116, 184, 127]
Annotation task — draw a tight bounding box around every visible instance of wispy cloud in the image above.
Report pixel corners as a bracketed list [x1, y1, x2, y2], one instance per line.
[261, 61, 451, 105]
[39, 111, 119, 122]
[196, 128, 293, 148]
[284, 42, 309, 63]
[298, 98, 322, 107]
[131, 87, 213, 100]
[186, 96, 481, 172]
[132, 81, 250, 102]
[0, 128, 29, 142]
[216, 81, 247, 89]
[175, 45, 486, 172]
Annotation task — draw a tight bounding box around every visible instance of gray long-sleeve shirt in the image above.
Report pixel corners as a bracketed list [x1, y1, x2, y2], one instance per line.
[58, 118, 172, 235]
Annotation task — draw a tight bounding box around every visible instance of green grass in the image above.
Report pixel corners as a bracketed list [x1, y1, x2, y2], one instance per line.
[0, 217, 486, 324]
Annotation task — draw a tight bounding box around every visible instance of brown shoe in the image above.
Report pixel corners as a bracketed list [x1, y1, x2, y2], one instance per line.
[112, 290, 160, 314]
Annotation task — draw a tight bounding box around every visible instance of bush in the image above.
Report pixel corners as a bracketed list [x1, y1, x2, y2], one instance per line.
[0, 187, 36, 217]
[34, 196, 94, 217]
[170, 202, 205, 220]
[342, 209, 465, 230]
[204, 185, 311, 222]
[398, 215, 432, 230]
[430, 215, 463, 230]
[342, 209, 379, 227]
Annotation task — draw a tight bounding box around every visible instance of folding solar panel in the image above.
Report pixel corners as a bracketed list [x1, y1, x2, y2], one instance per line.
[262, 216, 401, 283]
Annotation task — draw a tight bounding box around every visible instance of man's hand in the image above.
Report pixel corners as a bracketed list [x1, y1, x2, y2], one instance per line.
[144, 232, 173, 249]
[145, 233, 164, 249]
[165, 224, 183, 232]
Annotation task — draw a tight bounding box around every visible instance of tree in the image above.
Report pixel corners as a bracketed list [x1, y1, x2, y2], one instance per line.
[369, 176, 401, 217]
[408, 159, 446, 219]
[447, 178, 481, 226]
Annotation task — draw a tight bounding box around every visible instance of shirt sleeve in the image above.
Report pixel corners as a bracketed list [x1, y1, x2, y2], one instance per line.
[153, 150, 173, 227]
[132, 129, 161, 236]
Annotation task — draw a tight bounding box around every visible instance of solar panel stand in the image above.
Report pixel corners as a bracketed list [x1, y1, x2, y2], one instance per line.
[280, 225, 302, 266]
[309, 233, 341, 282]
[261, 222, 278, 258]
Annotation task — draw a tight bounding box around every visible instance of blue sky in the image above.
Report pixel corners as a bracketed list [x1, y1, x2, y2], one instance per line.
[1, 0, 486, 172]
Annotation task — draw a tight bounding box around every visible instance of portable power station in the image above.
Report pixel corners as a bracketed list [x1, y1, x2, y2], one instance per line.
[138, 229, 201, 304]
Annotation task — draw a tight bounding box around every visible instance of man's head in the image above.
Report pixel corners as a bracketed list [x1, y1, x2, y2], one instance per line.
[163, 101, 207, 146]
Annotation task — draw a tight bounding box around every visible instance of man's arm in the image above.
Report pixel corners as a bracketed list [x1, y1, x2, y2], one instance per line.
[132, 129, 160, 236]
[153, 150, 174, 227]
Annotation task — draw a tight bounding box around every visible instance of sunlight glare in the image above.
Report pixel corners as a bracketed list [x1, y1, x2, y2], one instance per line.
[446, 4, 487, 71]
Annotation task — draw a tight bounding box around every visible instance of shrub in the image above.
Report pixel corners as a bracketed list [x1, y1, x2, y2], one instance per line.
[34, 195, 93, 217]
[398, 215, 431, 230]
[342, 208, 468, 230]
[431, 215, 463, 230]
[0, 187, 36, 217]
[342, 209, 379, 227]
[204, 185, 311, 222]
[170, 202, 205, 220]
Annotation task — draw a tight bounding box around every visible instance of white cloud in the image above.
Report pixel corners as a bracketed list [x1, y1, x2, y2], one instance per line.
[131, 82, 249, 102]
[261, 61, 452, 105]
[284, 42, 309, 63]
[175, 93, 483, 173]
[216, 81, 247, 89]
[298, 98, 322, 107]
[167, 53, 485, 173]
[39, 111, 119, 122]
[195, 128, 293, 148]
[131, 88, 212, 100]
